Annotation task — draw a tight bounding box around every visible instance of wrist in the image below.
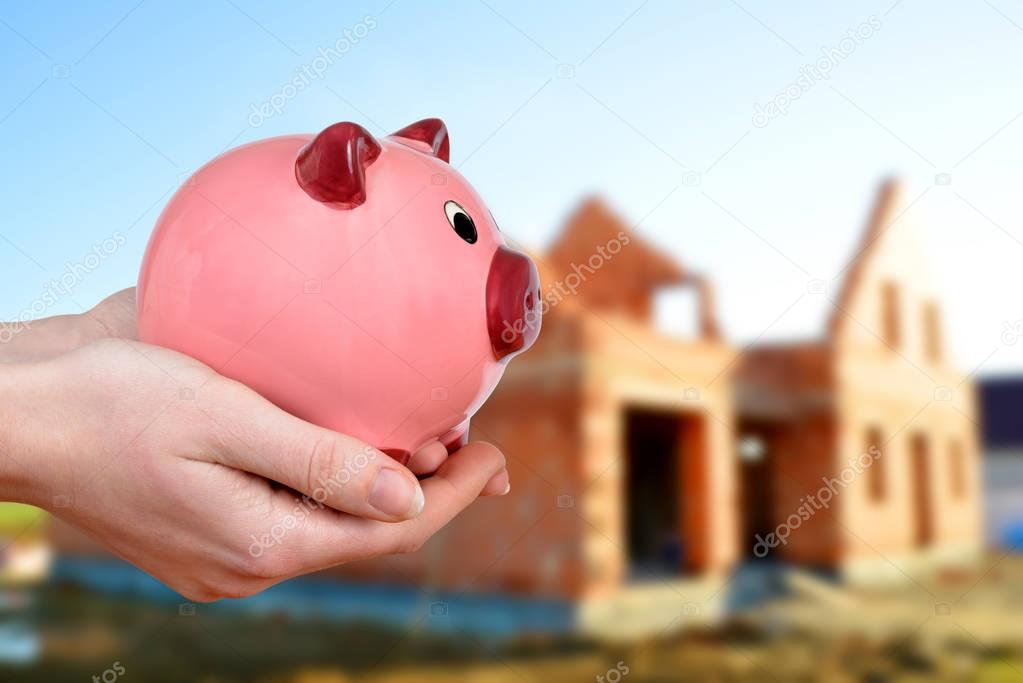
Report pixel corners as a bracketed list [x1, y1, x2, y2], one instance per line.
[0, 313, 95, 364]
[0, 289, 136, 365]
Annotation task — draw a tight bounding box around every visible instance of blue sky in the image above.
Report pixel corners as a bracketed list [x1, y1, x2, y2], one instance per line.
[1, 0, 1022, 373]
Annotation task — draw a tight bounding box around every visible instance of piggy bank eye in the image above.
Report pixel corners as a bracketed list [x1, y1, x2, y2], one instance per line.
[444, 200, 478, 244]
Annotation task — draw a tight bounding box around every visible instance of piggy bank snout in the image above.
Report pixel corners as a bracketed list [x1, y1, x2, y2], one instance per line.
[486, 246, 541, 361]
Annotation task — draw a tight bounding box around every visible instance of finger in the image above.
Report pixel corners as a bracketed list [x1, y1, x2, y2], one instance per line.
[407, 440, 448, 475]
[375, 441, 505, 553]
[261, 442, 506, 575]
[209, 382, 424, 523]
[480, 468, 510, 496]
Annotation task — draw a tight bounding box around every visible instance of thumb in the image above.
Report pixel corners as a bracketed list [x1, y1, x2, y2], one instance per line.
[207, 382, 424, 523]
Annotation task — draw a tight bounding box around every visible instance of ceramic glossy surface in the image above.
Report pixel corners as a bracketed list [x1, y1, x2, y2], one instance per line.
[137, 119, 540, 458]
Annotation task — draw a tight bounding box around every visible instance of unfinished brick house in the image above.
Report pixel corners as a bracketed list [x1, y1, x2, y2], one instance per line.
[335, 180, 982, 625]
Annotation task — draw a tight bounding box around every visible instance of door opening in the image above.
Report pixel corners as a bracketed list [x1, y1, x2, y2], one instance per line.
[737, 425, 777, 560]
[623, 408, 690, 579]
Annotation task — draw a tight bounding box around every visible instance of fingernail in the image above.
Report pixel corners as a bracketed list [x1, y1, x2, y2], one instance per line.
[490, 469, 511, 496]
[369, 468, 424, 518]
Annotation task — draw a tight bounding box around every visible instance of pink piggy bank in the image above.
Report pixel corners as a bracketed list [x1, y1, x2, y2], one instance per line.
[137, 119, 540, 462]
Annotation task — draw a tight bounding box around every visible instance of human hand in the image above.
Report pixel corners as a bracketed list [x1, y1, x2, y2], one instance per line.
[0, 333, 508, 601]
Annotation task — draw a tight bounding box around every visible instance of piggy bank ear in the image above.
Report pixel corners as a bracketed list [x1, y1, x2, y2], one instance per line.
[295, 122, 382, 208]
[389, 118, 449, 163]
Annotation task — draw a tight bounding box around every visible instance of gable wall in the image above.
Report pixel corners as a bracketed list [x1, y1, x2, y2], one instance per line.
[831, 188, 982, 566]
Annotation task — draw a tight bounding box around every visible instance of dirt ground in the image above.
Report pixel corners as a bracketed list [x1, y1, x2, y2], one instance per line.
[6, 554, 1023, 682]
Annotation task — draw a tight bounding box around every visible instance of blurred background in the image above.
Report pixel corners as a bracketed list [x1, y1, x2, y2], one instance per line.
[2, 0, 1023, 680]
